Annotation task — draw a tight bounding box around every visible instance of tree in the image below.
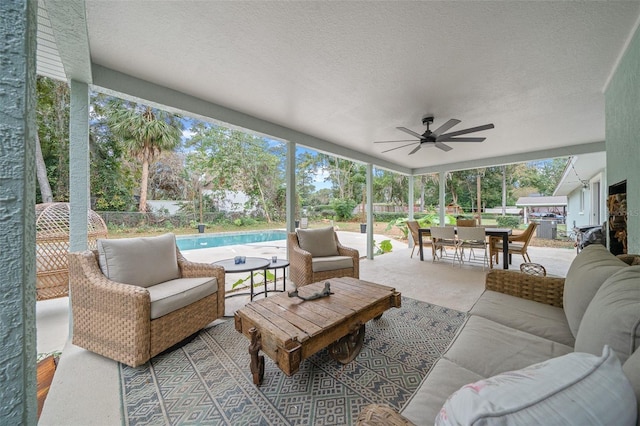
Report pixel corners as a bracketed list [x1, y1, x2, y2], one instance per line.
[107, 102, 183, 212]
[36, 76, 69, 202]
[185, 123, 285, 222]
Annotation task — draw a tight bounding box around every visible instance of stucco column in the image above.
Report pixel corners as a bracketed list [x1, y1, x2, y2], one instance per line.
[0, 0, 38, 423]
[286, 141, 296, 233]
[366, 163, 374, 259]
[408, 175, 415, 247]
[69, 80, 90, 251]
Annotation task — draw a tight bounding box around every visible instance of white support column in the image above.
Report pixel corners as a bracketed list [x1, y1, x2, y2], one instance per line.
[286, 141, 296, 233]
[69, 80, 90, 252]
[439, 171, 446, 225]
[366, 164, 374, 259]
[408, 175, 415, 247]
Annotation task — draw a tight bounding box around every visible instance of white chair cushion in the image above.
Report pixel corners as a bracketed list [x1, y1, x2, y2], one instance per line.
[436, 346, 637, 426]
[575, 265, 640, 364]
[97, 233, 180, 288]
[296, 227, 339, 257]
[563, 244, 628, 337]
[311, 255, 353, 273]
[147, 277, 218, 319]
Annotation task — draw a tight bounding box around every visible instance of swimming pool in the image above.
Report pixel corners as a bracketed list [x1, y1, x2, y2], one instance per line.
[176, 230, 287, 251]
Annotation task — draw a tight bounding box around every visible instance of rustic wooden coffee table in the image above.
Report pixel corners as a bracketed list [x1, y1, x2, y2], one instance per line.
[234, 277, 401, 385]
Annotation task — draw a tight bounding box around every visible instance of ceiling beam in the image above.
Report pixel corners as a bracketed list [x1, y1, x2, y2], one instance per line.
[91, 64, 412, 175]
[412, 141, 606, 175]
[43, 0, 92, 83]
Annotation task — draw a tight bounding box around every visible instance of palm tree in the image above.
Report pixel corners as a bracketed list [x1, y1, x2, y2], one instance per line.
[107, 102, 183, 212]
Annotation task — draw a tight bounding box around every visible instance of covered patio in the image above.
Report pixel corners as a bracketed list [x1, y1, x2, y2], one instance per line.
[3, 0, 640, 423]
[37, 233, 577, 424]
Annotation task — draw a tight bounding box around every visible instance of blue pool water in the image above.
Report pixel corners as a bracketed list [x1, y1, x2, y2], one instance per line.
[176, 230, 287, 251]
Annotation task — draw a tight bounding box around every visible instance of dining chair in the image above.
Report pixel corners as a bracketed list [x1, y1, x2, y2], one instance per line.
[457, 226, 488, 269]
[407, 220, 432, 259]
[430, 226, 460, 264]
[456, 218, 477, 227]
[489, 222, 538, 268]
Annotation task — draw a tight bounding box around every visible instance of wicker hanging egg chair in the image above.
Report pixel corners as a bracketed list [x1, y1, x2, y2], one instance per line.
[35, 202, 108, 301]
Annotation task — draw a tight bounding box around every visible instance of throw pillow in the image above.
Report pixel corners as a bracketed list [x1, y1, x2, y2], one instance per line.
[296, 226, 339, 257]
[435, 346, 637, 426]
[97, 233, 180, 288]
[575, 265, 640, 364]
[562, 244, 628, 337]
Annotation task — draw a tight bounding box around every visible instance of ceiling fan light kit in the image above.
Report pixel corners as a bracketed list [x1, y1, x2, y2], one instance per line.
[374, 115, 494, 154]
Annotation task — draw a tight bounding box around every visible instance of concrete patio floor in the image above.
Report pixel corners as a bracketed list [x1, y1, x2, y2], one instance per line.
[37, 231, 577, 425]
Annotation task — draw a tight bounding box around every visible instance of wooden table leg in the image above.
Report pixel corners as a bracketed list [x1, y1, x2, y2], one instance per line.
[249, 327, 264, 385]
[329, 323, 365, 364]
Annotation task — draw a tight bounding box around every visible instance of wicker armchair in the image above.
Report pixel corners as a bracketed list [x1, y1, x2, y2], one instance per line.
[489, 222, 537, 268]
[68, 236, 225, 367]
[288, 227, 359, 288]
[406, 220, 432, 259]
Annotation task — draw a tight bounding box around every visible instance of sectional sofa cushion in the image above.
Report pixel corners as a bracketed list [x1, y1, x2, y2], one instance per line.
[444, 316, 573, 378]
[470, 290, 574, 346]
[97, 233, 180, 288]
[436, 346, 637, 426]
[623, 348, 640, 423]
[563, 244, 628, 337]
[402, 358, 484, 425]
[575, 265, 640, 363]
[296, 226, 339, 257]
[311, 255, 353, 272]
[147, 277, 218, 319]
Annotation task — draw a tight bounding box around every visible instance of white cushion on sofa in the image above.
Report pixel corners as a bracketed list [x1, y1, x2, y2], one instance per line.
[575, 265, 640, 364]
[623, 348, 640, 423]
[402, 358, 484, 425]
[147, 277, 218, 319]
[444, 316, 573, 378]
[296, 227, 339, 257]
[97, 233, 180, 288]
[470, 290, 574, 347]
[563, 244, 628, 337]
[436, 346, 637, 426]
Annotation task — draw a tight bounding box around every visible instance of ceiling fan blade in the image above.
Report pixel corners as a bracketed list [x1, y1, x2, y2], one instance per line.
[438, 123, 494, 139]
[435, 142, 453, 152]
[437, 137, 486, 143]
[396, 126, 424, 139]
[373, 139, 419, 144]
[431, 119, 461, 137]
[381, 143, 417, 153]
[408, 144, 422, 155]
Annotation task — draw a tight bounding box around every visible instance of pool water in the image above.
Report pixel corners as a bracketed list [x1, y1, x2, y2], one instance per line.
[176, 230, 287, 251]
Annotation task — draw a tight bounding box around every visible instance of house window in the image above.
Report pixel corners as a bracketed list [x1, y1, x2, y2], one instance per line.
[579, 187, 585, 214]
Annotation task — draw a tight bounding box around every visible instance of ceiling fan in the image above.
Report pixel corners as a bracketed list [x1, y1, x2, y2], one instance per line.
[374, 116, 494, 154]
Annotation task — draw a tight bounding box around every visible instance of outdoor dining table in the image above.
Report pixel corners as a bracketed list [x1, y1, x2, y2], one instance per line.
[418, 227, 513, 269]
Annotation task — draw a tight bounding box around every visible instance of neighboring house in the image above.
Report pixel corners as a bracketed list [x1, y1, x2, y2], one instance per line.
[146, 200, 184, 215]
[211, 190, 256, 214]
[553, 152, 606, 230]
[515, 196, 568, 224]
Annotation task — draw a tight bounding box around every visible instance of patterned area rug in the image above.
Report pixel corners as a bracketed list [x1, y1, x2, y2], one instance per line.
[120, 297, 466, 425]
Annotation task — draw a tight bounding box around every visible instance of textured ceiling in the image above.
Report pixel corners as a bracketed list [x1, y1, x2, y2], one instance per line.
[59, 2, 640, 172]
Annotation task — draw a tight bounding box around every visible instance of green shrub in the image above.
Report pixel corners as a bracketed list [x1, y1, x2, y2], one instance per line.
[331, 199, 356, 221]
[496, 216, 521, 228]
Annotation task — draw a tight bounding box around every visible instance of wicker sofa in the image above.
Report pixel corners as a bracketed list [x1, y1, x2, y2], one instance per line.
[287, 227, 359, 288]
[68, 233, 225, 367]
[358, 244, 640, 425]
